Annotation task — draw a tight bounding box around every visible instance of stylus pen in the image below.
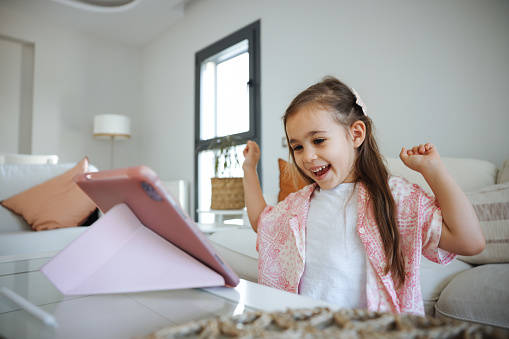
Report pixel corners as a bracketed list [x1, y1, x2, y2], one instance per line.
[0, 287, 58, 328]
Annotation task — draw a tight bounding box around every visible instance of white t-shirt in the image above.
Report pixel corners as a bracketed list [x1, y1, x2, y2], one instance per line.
[299, 183, 367, 308]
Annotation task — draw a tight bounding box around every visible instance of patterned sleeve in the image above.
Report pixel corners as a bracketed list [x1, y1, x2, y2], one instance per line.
[418, 186, 457, 265]
[390, 176, 457, 266]
[256, 204, 275, 253]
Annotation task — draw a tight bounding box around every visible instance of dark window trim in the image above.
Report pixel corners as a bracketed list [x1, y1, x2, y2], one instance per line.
[194, 20, 261, 220]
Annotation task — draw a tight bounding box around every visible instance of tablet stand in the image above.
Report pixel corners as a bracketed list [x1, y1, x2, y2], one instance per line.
[41, 203, 225, 295]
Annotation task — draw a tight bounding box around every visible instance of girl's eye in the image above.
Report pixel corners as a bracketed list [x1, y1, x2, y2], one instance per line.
[292, 145, 303, 151]
[314, 138, 325, 145]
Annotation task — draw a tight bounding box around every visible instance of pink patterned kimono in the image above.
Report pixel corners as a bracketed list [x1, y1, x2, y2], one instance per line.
[256, 176, 457, 316]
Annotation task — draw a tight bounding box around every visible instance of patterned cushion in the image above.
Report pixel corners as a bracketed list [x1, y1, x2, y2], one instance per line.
[459, 182, 509, 264]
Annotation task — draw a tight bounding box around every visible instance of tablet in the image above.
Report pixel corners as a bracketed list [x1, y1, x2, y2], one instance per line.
[74, 165, 239, 287]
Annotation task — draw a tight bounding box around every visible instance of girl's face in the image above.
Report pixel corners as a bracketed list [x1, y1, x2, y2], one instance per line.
[286, 106, 361, 190]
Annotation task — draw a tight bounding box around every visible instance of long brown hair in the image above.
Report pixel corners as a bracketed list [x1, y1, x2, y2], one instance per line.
[283, 76, 405, 287]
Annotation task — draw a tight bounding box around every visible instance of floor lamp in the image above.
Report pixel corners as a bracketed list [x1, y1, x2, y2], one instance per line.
[93, 114, 131, 169]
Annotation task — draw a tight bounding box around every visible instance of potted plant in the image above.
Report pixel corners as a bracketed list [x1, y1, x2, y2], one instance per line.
[208, 135, 245, 210]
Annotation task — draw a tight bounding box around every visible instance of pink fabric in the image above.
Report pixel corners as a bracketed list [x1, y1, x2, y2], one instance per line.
[256, 176, 457, 316]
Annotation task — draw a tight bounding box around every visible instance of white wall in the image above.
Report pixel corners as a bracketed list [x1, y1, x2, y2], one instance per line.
[1, 0, 508, 212]
[142, 0, 509, 204]
[0, 6, 142, 170]
[0, 38, 21, 153]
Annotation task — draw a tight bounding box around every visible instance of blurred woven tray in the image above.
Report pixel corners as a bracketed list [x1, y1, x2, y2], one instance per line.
[140, 307, 507, 339]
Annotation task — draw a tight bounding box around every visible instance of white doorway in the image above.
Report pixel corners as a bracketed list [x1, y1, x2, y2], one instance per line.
[0, 35, 34, 154]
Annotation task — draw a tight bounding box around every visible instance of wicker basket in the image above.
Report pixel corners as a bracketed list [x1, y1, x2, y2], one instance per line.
[210, 177, 245, 210]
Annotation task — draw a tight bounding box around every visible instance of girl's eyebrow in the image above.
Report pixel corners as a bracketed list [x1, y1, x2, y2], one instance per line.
[288, 130, 327, 145]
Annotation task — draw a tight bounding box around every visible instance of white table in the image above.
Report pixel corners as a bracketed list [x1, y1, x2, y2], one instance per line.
[0, 252, 337, 339]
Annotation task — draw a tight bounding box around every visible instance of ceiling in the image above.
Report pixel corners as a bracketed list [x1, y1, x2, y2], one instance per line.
[0, 0, 189, 46]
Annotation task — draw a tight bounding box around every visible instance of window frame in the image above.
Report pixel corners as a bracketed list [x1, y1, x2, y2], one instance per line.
[194, 20, 261, 220]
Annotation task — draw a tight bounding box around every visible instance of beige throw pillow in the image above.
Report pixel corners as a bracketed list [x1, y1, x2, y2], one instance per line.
[0, 157, 97, 231]
[498, 159, 509, 184]
[278, 159, 308, 202]
[459, 182, 509, 264]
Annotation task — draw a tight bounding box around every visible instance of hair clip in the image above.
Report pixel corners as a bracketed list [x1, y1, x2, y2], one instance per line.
[352, 88, 368, 116]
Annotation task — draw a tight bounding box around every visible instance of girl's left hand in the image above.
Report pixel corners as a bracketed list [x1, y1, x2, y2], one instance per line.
[399, 143, 441, 173]
[401, 143, 485, 256]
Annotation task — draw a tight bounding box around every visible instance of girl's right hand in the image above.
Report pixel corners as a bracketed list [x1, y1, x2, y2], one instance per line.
[243, 140, 261, 171]
[242, 140, 266, 232]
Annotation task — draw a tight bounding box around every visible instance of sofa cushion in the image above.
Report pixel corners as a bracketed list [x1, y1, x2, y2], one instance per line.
[498, 159, 509, 184]
[386, 157, 498, 194]
[419, 256, 473, 317]
[0, 228, 88, 257]
[435, 264, 509, 330]
[458, 182, 509, 264]
[208, 228, 258, 282]
[0, 153, 58, 165]
[1, 157, 97, 231]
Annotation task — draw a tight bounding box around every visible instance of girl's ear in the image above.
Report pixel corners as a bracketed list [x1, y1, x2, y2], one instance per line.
[350, 120, 366, 149]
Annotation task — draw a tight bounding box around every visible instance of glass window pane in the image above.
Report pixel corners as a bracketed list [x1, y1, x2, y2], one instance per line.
[199, 39, 249, 141]
[216, 52, 249, 137]
[197, 150, 214, 223]
[200, 61, 216, 141]
[197, 144, 246, 222]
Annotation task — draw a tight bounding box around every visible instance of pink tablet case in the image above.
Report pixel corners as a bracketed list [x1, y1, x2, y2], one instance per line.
[41, 203, 225, 295]
[41, 165, 239, 294]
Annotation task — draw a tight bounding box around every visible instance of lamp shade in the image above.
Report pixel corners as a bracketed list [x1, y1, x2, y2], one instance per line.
[93, 114, 131, 140]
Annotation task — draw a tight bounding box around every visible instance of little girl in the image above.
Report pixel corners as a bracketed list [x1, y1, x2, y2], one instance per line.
[242, 76, 485, 316]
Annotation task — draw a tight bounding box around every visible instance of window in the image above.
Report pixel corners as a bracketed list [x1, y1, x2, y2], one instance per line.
[194, 21, 261, 222]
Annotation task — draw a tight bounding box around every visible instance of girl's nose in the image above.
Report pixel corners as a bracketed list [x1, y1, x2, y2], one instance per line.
[303, 147, 317, 163]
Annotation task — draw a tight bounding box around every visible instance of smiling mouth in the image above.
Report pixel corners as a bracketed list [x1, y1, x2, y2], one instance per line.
[311, 165, 330, 178]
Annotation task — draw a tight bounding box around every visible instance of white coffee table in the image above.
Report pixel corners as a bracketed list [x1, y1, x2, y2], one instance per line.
[0, 252, 337, 339]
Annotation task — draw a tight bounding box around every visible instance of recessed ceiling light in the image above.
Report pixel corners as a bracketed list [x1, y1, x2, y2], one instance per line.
[73, 0, 136, 7]
[51, 0, 140, 12]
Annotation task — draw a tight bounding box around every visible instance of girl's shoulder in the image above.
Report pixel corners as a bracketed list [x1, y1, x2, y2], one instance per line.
[260, 183, 317, 226]
[357, 176, 419, 197]
[291, 182, 317, 198]
[388, 175, 413, 188]
[387, 175, 435, 201]
[272, 183, 317, 211]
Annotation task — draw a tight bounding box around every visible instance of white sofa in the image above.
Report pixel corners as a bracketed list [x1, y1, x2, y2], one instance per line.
[2, 157, 507, 329]
[0, 162, 189, 258]
[208, 156, 509, 330]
